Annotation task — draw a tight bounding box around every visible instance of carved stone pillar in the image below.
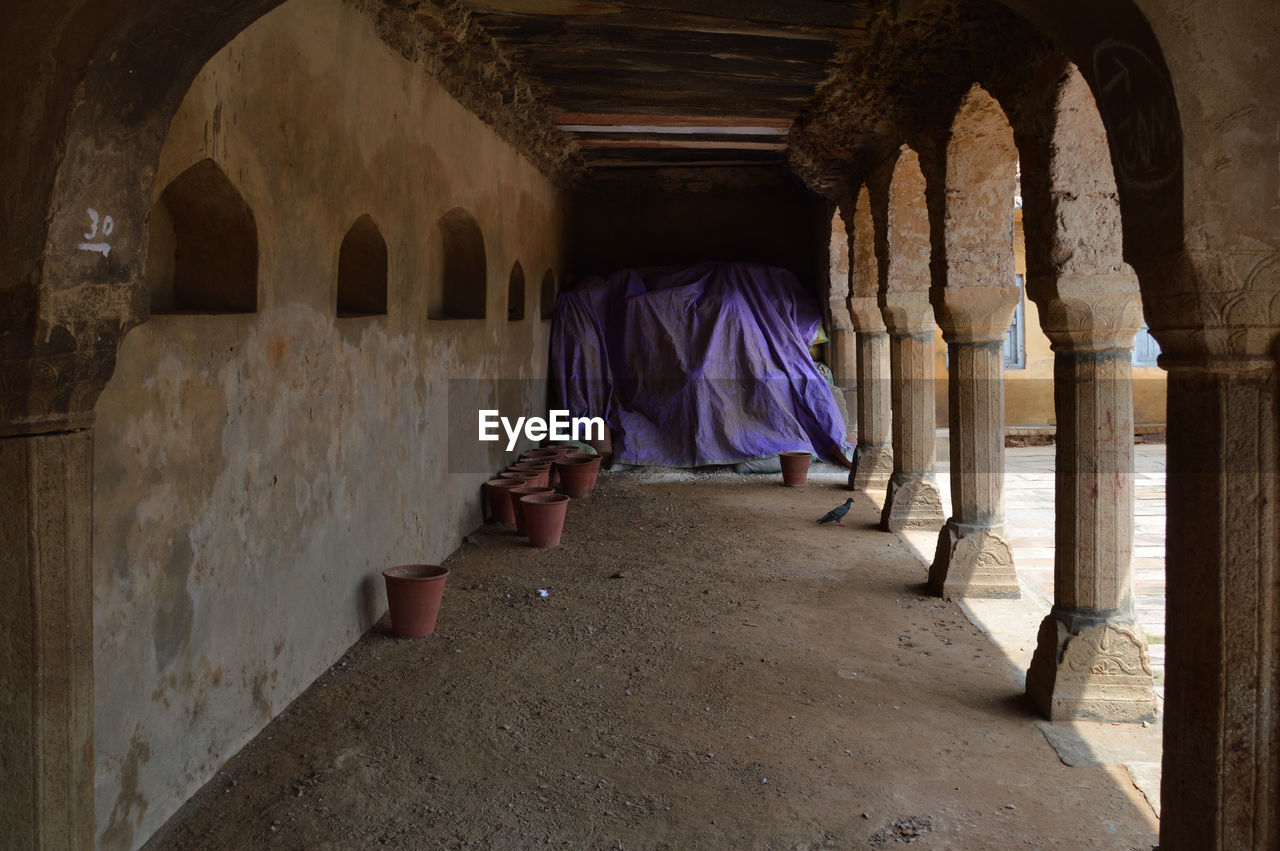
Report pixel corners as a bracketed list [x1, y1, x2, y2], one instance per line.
[0, 431, 96, 849]
[877, 290, 944, 530]
[847, 296, 893, 490]
[928, 285, 1020, 597]
[1138, 253, 1279, 848]
[1024, 278, 1155, 721]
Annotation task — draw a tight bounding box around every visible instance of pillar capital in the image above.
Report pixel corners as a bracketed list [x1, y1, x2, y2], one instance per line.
[828, 298, 854, 332]
[1130, 245, 1280, 364]
[930, 285, 1020, 344]
[877, 289, 934, 336]
[846, 296, 886, 334]
[1025, 273, 1142, 351]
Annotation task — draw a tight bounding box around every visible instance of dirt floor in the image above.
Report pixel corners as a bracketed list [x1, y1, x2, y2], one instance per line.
[145, 468, 1159, 849]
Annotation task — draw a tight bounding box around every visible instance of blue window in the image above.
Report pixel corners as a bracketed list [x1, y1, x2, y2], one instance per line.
[1003, 274, 1026, 369]
[1133, 322, 1161, 366]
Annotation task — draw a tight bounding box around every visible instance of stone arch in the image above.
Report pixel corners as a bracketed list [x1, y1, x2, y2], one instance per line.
[943, 85, 1018, 294]
[1021, 64, 1142, 336]
[826, 207, 854, 386]
[990, 0, 1183, 263]
[508, 261, 526, 322]
[336, 214, 388, 318]
[849, 186, 878, 303]
[882, 147, 931, 300]
[431, 208, 487, 320]
[828, 207, 850, 301]
[148, 158, 259, 314]
[6, 1, 287, 436]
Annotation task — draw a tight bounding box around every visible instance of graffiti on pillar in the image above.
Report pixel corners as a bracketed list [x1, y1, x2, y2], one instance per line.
[1090, 39, 1180, 192]
[77, 208, 115, 257]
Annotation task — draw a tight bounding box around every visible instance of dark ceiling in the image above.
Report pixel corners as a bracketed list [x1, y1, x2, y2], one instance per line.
[457, 0, 875, 171]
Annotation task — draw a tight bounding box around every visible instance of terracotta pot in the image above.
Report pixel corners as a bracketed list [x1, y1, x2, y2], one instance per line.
[503, 469, 547, 487]
[511, 462, 552, 487]
[382, 565, 449, 638]
[564, 452, 602, 490]
[521, 449, 561, 462]
[520, 494, 570, 548]
[779, 451, 812, 487]
[509, 485, 554, 535]
[486, 478, 524, 523]
[555, 457, 596, 498]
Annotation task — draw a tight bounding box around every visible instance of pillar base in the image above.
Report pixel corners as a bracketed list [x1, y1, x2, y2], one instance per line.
[927, 521, 1019, 598]
[879, 475, 944, 531]
[849, 443, 892, 491]
[1026, 615, 1156, 722]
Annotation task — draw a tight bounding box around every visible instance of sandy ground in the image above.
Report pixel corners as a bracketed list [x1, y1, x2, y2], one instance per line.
[145, 468, 1158, 849]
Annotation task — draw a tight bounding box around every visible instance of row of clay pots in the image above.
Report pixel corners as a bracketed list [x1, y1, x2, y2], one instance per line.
[383, 446, 602, 639]
[485, 444, 599, 547]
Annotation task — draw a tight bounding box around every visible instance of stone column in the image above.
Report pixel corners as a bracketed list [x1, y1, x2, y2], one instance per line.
[928, 285, 1020, 597]
[0, 430, 96, 849]
[878, 290, 944, 530]
[847, 296, 892, 490]
[828, 301, 858, 445]
[1157, 348, 1278, 848]
[1025, 282, 1156, 721]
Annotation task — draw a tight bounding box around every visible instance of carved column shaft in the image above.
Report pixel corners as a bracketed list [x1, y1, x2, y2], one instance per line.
[928, 286, 1019, 597]
[1024, 280, 1154, 723]
[1159, 356, 1278, 849]
[0, 431, 96, 849]
[1053, 348, 1135, 616]
[888, 330, 937, 478]
[848, 296, 892, 490]
[878, 292, 944, 531]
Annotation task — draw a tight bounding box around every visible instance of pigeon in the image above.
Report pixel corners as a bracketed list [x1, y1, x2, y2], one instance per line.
[817, 498, 855, 526]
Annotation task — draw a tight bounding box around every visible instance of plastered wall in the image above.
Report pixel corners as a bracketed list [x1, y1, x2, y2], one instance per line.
[89, 1, 564, 846]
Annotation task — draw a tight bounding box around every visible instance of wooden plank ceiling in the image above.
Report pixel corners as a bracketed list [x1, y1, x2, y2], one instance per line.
[458, 0, 873, 170]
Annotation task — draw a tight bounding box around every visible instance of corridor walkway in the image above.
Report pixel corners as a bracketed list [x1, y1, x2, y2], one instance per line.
[145, 470, 1157, 849]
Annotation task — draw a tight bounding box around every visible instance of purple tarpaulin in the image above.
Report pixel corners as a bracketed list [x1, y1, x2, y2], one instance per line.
[549, 261, 852, 468]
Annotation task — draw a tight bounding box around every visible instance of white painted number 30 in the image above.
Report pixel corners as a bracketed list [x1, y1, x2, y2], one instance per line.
[78, 208, 114, 257]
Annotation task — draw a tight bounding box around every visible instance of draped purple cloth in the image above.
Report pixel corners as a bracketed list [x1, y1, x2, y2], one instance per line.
[549, 262, 851, 468]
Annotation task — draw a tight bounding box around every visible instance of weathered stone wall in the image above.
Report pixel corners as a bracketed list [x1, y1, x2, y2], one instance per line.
[89, 1, 564, 847]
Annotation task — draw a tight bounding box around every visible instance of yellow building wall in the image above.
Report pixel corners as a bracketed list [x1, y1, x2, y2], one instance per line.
[933, 216, 1167, 428]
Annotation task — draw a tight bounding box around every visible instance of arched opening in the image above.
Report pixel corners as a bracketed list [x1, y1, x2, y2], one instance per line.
[336, 214, 388, 317]
[540, 269, 557, 320]
[431, 207, 487, 320]
[877, 145, 945, 532]
[826, 207, 854, 387]
[847, 185, 894, 491]
[884, 148, 931, 300]
[850, 187, 878, 302]
[943, 85, 1018, 291]
[507, 261, 526, 321]
[147, 158, 258, 313]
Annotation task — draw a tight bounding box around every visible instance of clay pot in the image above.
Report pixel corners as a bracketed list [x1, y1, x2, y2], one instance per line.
[382, 565, 449, 638]
[503, 469, 547, 487]
[519, 494, 570, 548]
[564, 452, 602, 490]
[555, 457, 597, 498]
[486, 478, 525, 523]
[779, 451, 812, 487]
[511, 462, 552, 487]
[509, 485, 554, 535]
[521, 449, 561, 462]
